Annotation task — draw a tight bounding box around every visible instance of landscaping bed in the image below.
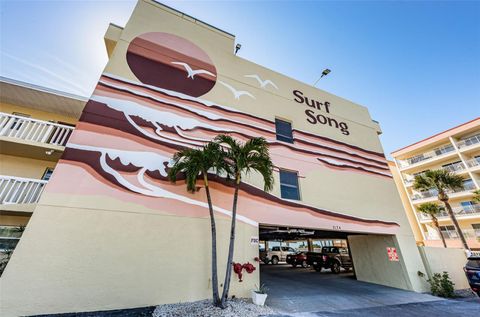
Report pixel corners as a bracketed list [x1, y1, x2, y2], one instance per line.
[152, 298, 275, 317]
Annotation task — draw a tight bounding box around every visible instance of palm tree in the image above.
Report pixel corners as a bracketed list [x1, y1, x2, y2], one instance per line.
[417, 202, 447, 248]
[413, 169, 468, 250]
[215, 135, 274, 308]
[167, 142, 226, 306]
[473, 189, 480, 203]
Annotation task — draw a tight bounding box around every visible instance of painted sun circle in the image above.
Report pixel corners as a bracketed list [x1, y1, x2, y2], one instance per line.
[126, 32, 217, 97]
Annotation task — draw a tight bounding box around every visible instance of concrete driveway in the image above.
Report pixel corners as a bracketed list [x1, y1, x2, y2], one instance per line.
[260, 264, 439, 314]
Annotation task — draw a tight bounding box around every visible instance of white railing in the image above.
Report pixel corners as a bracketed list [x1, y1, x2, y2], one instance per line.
[418, 204, 480, 220]
[412, 181, 476, 201]
[425, 229, 478, 240]
[457, 134, 480, 149]
[442, 161, 466, 173]
[467, 157, 480, 168]
[0, 112, 74, 147]
[0, 175, 48, 205]
[397, 144, 456, 168]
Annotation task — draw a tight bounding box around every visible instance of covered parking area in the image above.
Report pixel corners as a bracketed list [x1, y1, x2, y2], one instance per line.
[259, 224, 438, 314]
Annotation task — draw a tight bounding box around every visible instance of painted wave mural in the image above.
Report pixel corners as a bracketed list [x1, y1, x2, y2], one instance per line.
[50, 32, 398, 234]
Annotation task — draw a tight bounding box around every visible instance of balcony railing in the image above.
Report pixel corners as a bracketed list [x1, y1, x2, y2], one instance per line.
[418, 204, 480, 220]
[404, 162, 467, 186]
[397, 144, 456, 168]
[457, 134, 480, 149]
[467, 157, 480, 168]
[442, 161, 466, 173]
[425, 229, 479, 241]
[0, 175, 47, 205]
[0, 112, 74, 147]
[411, 181, 476, 201]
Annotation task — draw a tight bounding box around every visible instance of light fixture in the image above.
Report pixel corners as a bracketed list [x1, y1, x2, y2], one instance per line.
[313, 68, 332, 86]
[235, 43, 242, 55]
[45, 150, 54, 156]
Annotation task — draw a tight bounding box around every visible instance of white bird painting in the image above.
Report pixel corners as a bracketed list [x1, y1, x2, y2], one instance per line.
[218, 81, 256, 100]
[171, 61, 216, 79]
[244, 74, 279, 90]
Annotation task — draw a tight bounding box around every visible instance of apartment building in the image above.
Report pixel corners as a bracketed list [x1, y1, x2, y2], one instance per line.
[391, 118, 480, 250]
[0, 77, 85, 252]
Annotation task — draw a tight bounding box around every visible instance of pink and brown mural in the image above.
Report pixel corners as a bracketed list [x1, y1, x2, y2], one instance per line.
[52, 32, 398, 234]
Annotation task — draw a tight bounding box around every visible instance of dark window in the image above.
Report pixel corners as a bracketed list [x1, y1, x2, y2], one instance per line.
[271, 246, 280, 251]
[42, 168, 54, 181]
[275, 119, 293, 143]
[279, 170, 300, 200]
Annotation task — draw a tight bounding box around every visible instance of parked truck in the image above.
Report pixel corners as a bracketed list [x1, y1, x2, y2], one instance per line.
[306, 246, 353, 273]
[260, 246, 296, 264]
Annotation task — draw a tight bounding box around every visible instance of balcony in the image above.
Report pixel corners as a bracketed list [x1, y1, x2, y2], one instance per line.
[442, 161, 466, 173]
[418, 204, 480, 221]
[0, 175, 47, 211]
[457, 134, 480, 150]
[425, 229, 479, 240]
[397, 144, 456, 169]
[0, 112, 74, 161]
[424, 228, 480, 249]
[411, 181, 476, 202]
[467, 157, 480, 169]
[403, 162, 467, 187]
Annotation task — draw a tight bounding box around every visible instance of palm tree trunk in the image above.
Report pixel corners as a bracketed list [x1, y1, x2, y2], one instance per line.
[220, 177, 240, 308]
[432, 217, 447, 248]
[204, 175, 220, 306]
[443, 200, 469, 250]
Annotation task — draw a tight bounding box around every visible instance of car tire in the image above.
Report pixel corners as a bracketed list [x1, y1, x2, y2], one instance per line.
[301, 260, 308, 268]
[314, 265, 322, 272]
[272, 256, 279, 265]
[331, 262, 341, 274]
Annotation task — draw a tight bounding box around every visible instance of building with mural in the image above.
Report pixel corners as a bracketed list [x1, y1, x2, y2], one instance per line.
[1, 1, 430, 315]
[391, 118, 480, 250]
[0, 77, 85, 253]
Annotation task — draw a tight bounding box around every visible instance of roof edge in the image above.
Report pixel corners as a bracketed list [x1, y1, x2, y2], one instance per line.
[0, 76, 88, 102]
[391, 117, 480, 156]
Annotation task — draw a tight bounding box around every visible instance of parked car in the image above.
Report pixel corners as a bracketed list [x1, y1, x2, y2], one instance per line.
[464, 256, 480, 296]
[286, 251, 309, 268]
[261, 246, 296, 265]
[306, 246, 353, 273]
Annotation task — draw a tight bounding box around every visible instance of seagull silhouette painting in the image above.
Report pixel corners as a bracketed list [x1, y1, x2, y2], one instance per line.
[244, 74, 279, 90]
[218, 81, 256, 100]
[171, 61, 216, 79]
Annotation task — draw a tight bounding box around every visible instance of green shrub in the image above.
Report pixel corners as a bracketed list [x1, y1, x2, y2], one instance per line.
[428, 272, 455, 298]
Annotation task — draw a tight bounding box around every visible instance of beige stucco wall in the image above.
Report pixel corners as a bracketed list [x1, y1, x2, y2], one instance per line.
[418, 246, 470, 290]
[388, 161, 423, 244]
[0, 154, 56, 179]
[349, 234, 428, 291]
[1, 198, 259, 316]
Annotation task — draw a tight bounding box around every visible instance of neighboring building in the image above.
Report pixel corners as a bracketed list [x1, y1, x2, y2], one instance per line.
[391, 118, 480, 250]
[1, 1, 430, 316]
[0, 77, 85, 252]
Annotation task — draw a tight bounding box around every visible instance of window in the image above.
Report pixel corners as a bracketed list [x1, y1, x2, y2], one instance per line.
[434, 144, 454, 156]
[275, 119, 293, 143]
[472, 224, 480, 237]
[440, 225, 458, 239]
[271, 246, 280, 251]
[0, 226, 25, 251]
[42, 168, 54, 181]
[279, 170, 300, 200]
[463, 179, 475, 190]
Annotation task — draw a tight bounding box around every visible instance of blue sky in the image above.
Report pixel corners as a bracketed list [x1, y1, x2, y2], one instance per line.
[1, 0, 479, 157]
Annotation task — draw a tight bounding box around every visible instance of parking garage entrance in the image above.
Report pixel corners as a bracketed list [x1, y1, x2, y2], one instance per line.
[258, 224, 435, 314]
